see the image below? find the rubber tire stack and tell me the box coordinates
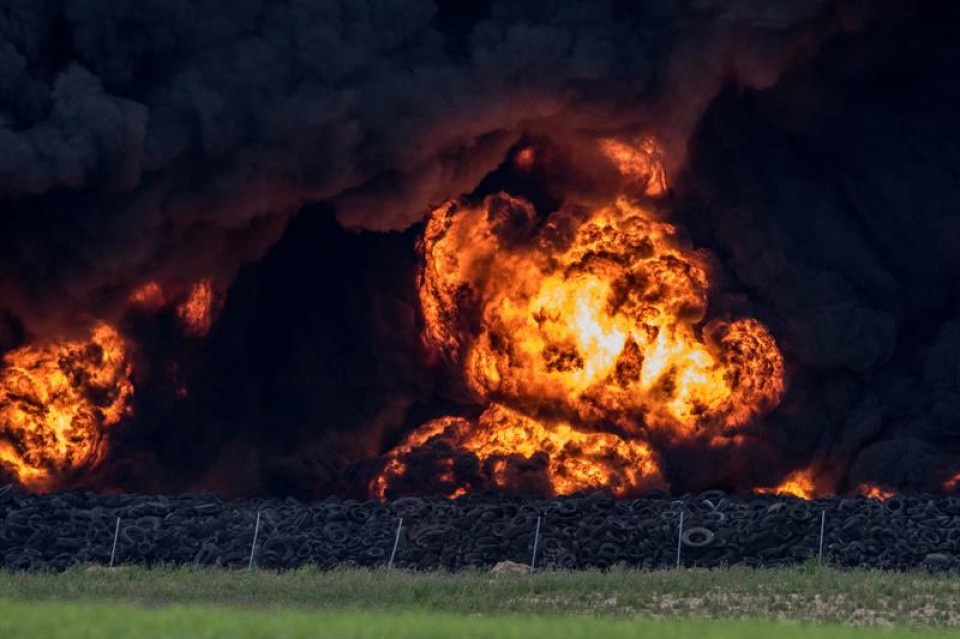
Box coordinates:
[1,485,958,572]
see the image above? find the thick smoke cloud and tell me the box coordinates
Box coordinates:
[674,0,960,493]
[0,0,856,337]
[2,0,957,498]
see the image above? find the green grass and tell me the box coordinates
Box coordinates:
[0,601,955,639]
[2,565,960,627]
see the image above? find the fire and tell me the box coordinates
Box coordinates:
[128,281,167,311]
[129,279,221,336]
[600,137,667,197]
[757,468,817,499]
[857,483,894,501]
[371,405,663,500]
[0,323,133,491]
[373,137,785,499]
[514,146,536,171]
[418,195,783,437]
[177,279,217,336]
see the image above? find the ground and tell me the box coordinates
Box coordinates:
[1,565,958,637]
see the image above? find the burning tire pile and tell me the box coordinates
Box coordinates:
[2,485,958,573]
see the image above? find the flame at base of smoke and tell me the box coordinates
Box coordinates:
[371,404,664,500]
[756,468,818,499]
[0,323,133,491]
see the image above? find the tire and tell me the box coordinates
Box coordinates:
[682,527,716,548]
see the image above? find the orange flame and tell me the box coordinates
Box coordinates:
[128,281,167,311]
[176,279,218,336]
[756,468,817,499]
[857,482,895,501]
[130,279,221,336]
[419,195,783,437]
[0,323,133,491]
[600,137,668,196]
[374,137,785,499]
[514,146,536,171]
[371,405,663,500]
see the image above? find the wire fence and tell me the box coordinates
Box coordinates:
[0,489,954,573]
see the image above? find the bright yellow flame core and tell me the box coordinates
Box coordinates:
[422,194,784,436]
[374,138,786,499]
[0,323,133,490]
[756,468,817,499]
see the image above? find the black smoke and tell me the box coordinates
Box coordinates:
[673,0,960,493]
[1,0,958,497]
[0,0,858,335]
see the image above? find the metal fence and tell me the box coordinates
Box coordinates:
[0,486,956,572]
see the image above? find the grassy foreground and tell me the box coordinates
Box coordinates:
[2,565,960,636]
[0,601,956,639]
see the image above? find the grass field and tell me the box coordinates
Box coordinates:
[2,602,958,639]
[2,565,959,637]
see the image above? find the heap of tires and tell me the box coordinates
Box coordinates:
[1,485,958,572]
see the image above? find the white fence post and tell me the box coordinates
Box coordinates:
[818,510,826,567]
[387,517,403,573]
[248,512,261,570]
[109,517,121,568]
[675,510,684,569]
[530,516,542,574]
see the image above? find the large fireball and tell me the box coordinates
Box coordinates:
[373,138,785,499]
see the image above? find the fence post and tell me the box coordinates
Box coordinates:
[109,517,121,568]
[675,510,684,569]
[387,517,403,573]
[818,510,826,567]
[530,516,542,574]
[248,512,261,571]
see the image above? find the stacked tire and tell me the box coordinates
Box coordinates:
[1,485,958,572]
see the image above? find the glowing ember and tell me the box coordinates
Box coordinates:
[177,279,218,336]
[857,483,895,501]
[514,146,536,171]
[374,137,785,499]
[0,323,133,491]
[128,281,167,311]
[130,279,221,336]
[756,468,817,499]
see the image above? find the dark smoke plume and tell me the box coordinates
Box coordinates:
[0,0,857,335]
